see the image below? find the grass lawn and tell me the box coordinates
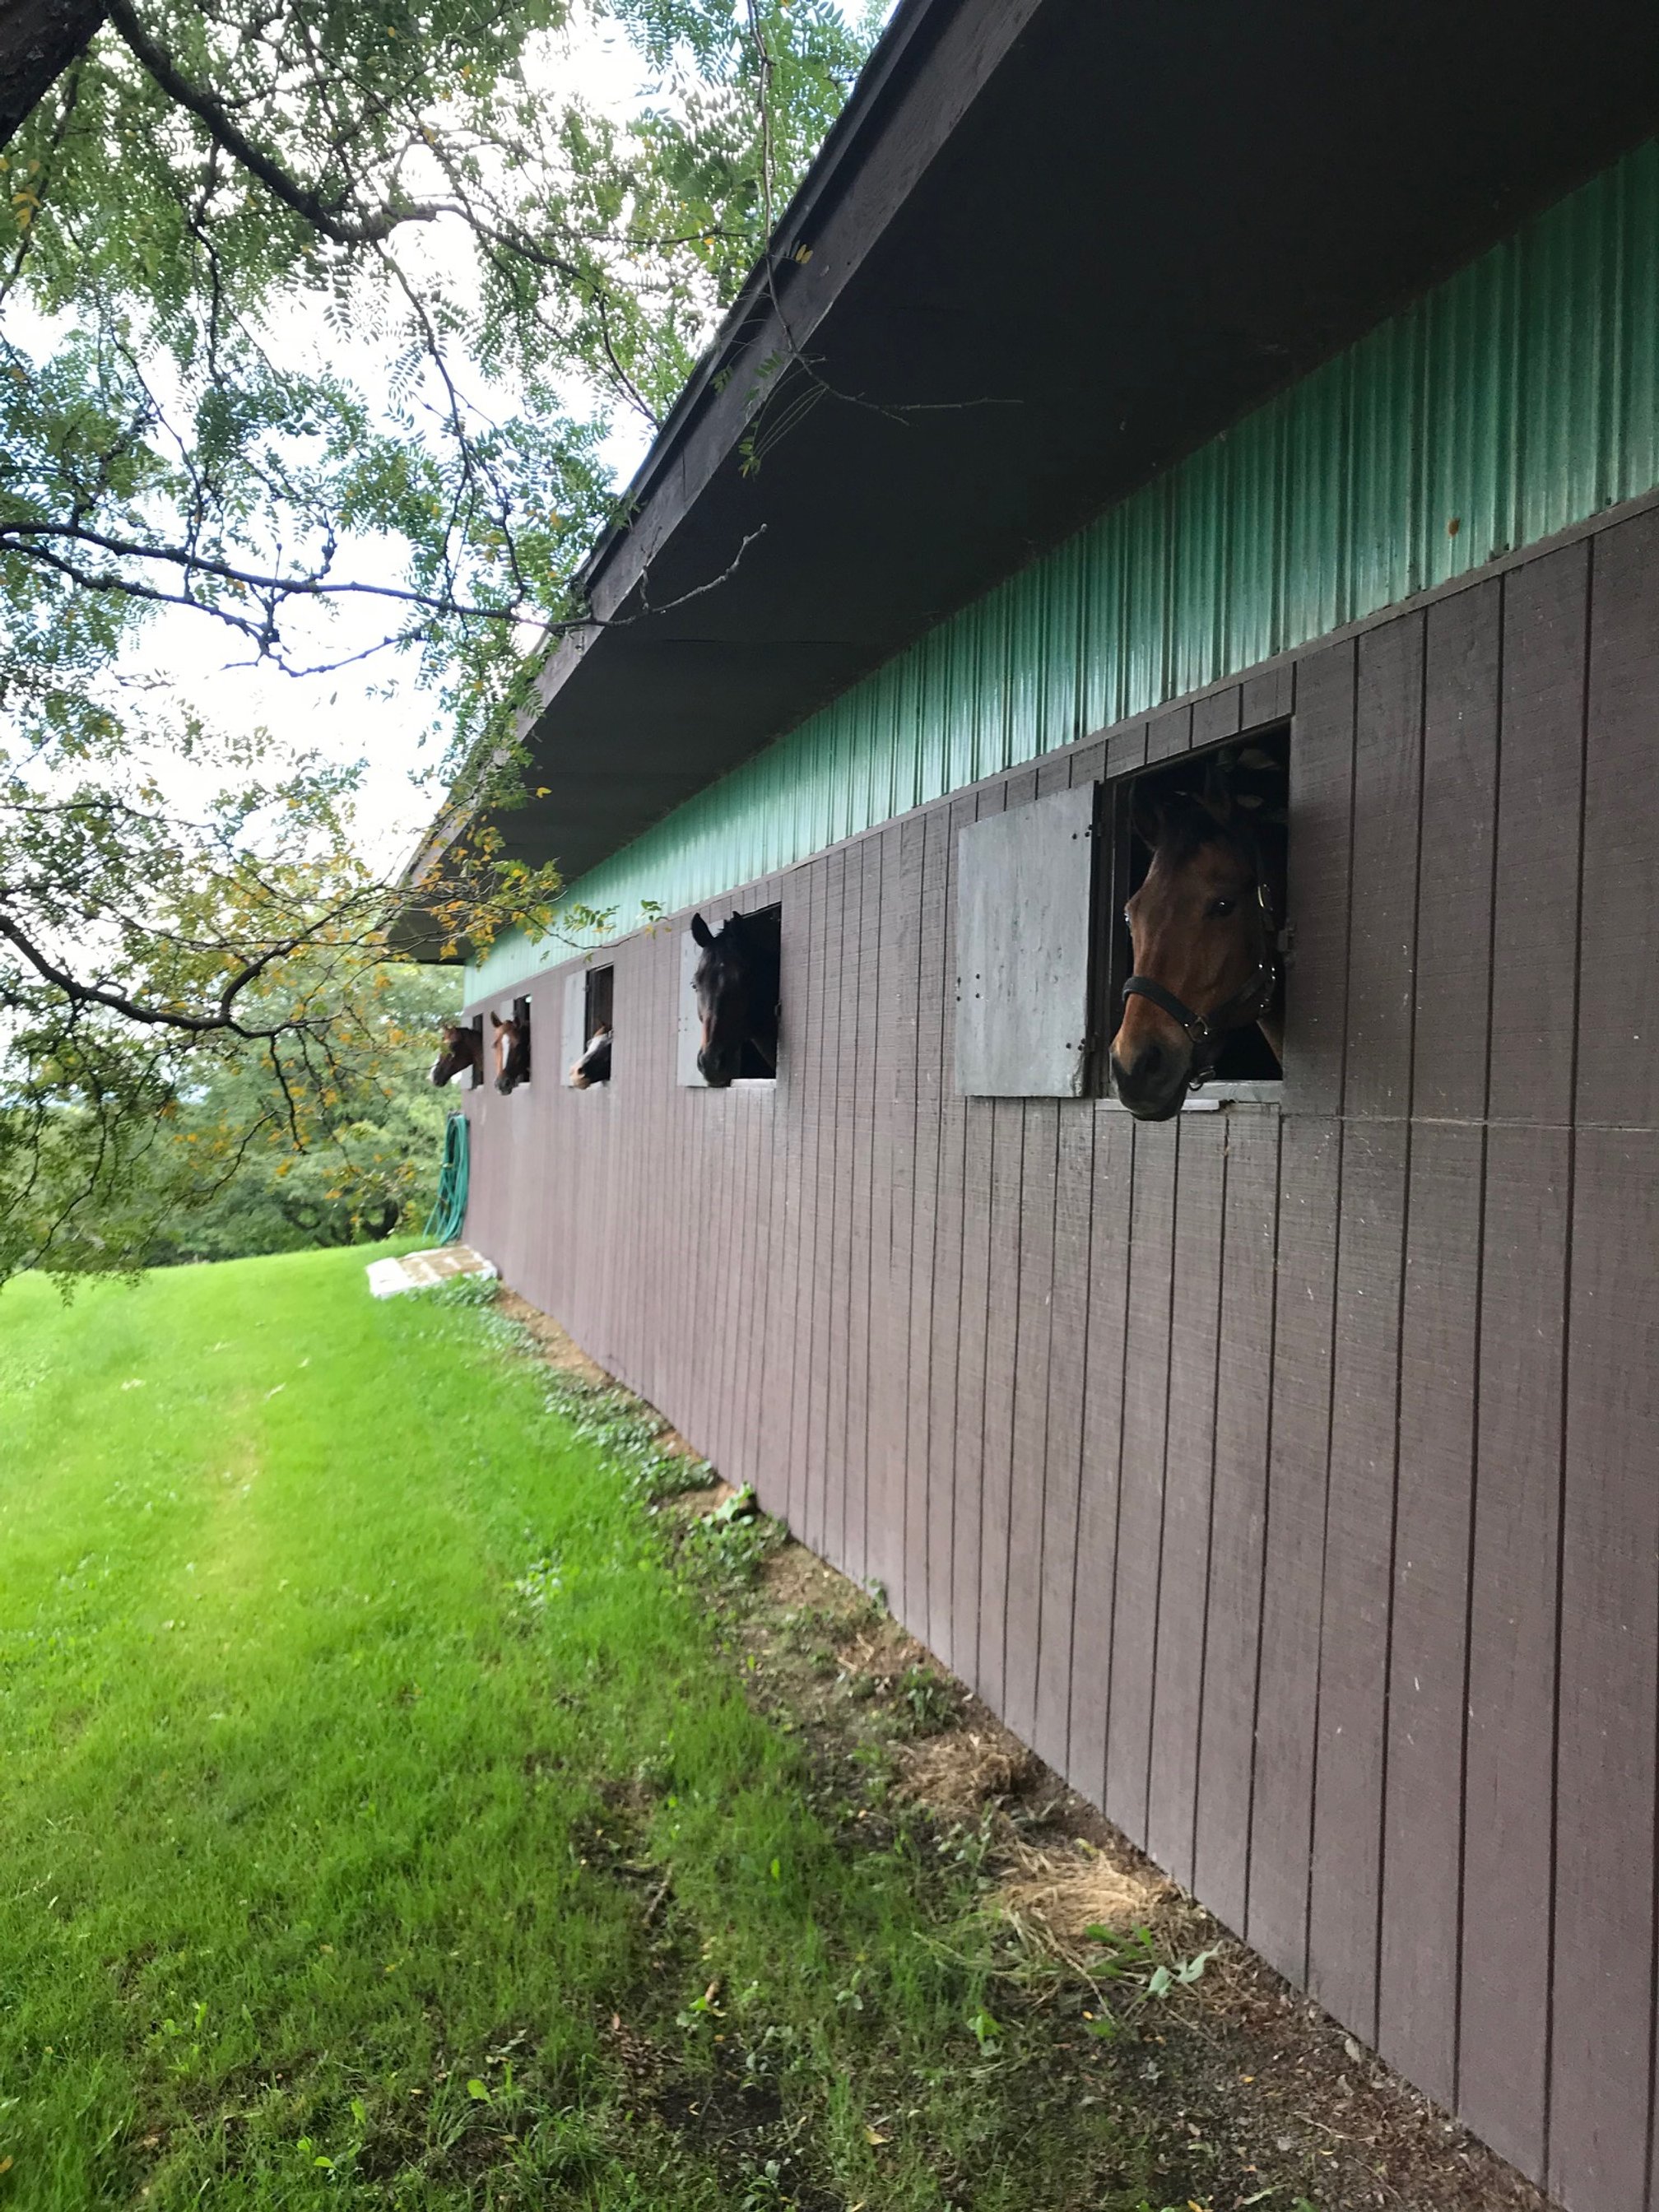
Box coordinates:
[0,1248,1192,2211]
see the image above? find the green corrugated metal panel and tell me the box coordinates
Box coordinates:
[469,137,1659,1000]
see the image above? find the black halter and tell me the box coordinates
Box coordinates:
[1121,873,1280,1084]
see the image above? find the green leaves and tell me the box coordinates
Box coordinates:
[0,0,877,729]
[0,0,882,1284]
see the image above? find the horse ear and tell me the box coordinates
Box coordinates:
[490,1011,503,1029]
[1130,787,1162,849]
[690,913,713,948]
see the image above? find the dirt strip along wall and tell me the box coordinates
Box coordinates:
[461,498,1659,2212]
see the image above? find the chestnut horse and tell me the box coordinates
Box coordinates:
[492,1008,531,1094]
[430,1021,482,1087]
[690,908,780,1087]
[1109,787,1285,1121]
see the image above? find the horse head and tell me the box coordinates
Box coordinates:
[690,909,779,1088]
[1109,784,1283,1121]
[430,1020,481,1087]
[569,1027,612,1089]
[492,1008,531,1094]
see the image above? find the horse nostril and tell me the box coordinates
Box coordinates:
[1138,1042,1164,1078]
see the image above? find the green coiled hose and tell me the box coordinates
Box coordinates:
[423,1109,470,1244]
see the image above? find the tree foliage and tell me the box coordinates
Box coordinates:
[137,961,462,1266]
[0,0,881,1285]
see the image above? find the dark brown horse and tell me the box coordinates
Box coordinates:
[690,908,780,1087]
[1109,786,1285,1121]
[492,1006,531,1094]
[430,1021,482,1087]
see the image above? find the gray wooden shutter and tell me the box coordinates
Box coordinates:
[676,929,706,1086]
[562,972,588,1085]
[955,780,1099,1096]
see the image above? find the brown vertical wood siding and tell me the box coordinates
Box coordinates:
[459,502,1659,2212]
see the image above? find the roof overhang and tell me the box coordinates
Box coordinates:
[398,0,1659,942]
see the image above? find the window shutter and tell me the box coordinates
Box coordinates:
[955,781,1099,1096]
[677,929,706,1086]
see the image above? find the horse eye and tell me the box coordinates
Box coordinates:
[1209,896,1237,918]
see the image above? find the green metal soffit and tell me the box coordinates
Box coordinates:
[470,136,1659,1000]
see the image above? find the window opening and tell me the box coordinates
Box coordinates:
[681,903,781,1086]
[571,965,613,1087]
[493,992,532,1093]
[1108,727,1288,1103]
[585,964,614,1042]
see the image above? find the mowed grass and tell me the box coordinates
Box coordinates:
[0,1249,1171,2211]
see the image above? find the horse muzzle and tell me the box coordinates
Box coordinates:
[1109,1036,1192,1121]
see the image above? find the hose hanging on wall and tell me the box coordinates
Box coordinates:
[423,1110,470,1244]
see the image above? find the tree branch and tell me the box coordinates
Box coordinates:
[0,0,103,151]
[0,904,354,1038]
[105,0,442,246]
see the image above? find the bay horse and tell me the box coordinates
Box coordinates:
[690,908,780,1087]
[492,1006,531,1094]
[1109,777,1285,1122]
[569,1026,611,1088]
[430,1021,482,1087]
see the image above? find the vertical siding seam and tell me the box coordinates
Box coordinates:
[1303,642,1360,1983]
[861,846,886,1579]
[901,828,927,1624]
[1139,1127,1183,1838]
[993,1103,1028,1702]
[1540,529,1594,2196]
[1098,1119,1138,1777]
[970,1102,996,1692]
[1058,1112,1098,1779]
[1451,1117,1492,2108]
[1025,1104,1062,1746]
[924,824,955,1653]
[1451,574,1506,2112]
[1241,1111,1285,1937]
[1187,1127,1231,1884]
[839,855,864,1578]
[1303,1116,1347,1991]
[918,824,943,1632]
[1373,618,1429,2049]
[827,854,851,1568]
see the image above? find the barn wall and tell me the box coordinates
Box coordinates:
[471,132,1659,998]
[462,499,1659,2212]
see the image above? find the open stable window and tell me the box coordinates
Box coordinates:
[955,781,1101,1097]
[678,903,782,1086]
[585,964,614,1042]
[492,993,532,1091]
[563,963,613,1086]
[951,726,1289,1104]
[1108,729,1288,1092]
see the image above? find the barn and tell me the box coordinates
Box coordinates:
[403,7,1659,2208]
